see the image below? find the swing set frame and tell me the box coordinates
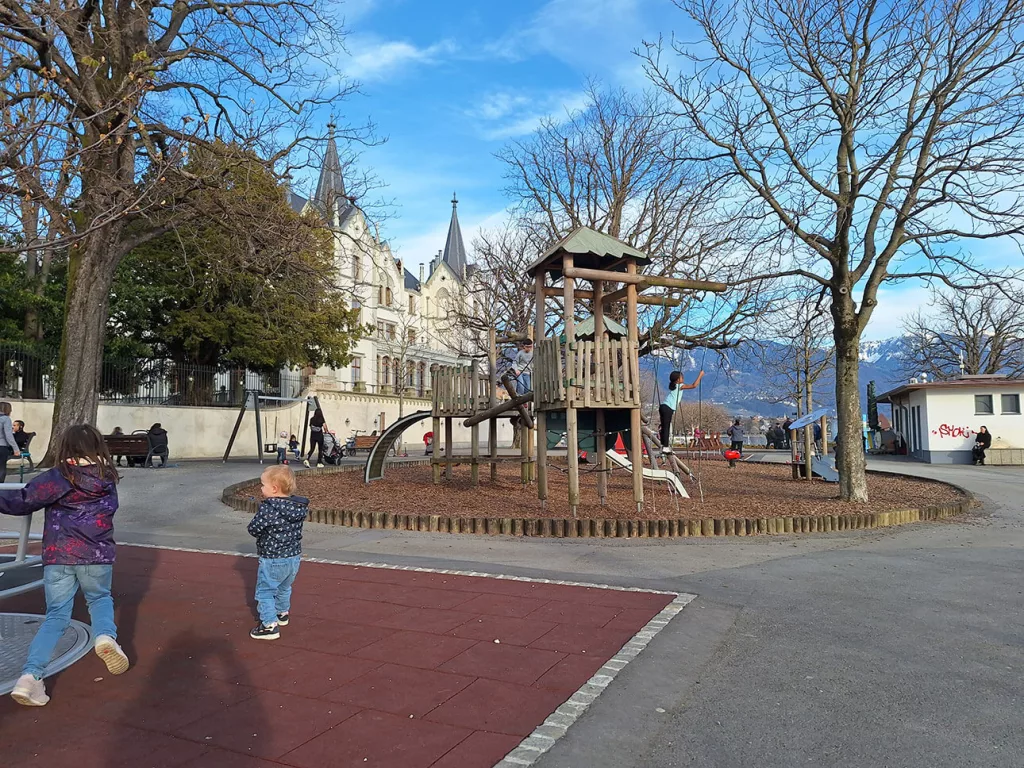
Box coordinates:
[222,391,321,464]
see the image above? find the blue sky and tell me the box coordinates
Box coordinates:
[290,0,989,342]
[294,0,681,267]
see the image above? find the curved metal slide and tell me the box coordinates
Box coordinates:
[364,410,433,483]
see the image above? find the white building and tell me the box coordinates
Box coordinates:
[289,125,482,400]
[879,375,1024,464]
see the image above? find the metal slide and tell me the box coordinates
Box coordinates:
[604,449,689,498]
[364,410,433,483]
[811,456,840,483]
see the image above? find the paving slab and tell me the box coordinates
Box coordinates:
[0,545,680,768]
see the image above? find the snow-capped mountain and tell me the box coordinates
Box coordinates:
[640,336,906,417]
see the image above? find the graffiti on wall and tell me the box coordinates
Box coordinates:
[931,424,974,439]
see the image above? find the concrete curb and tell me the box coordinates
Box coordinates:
[222,463,974,538]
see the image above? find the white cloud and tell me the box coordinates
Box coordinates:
[862,284,934,341]
[344,36,457,82]
[486,0,649,73]
[469,88,591,141]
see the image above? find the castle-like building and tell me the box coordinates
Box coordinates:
[288,126,482,398]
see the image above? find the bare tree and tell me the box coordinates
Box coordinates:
[0,0,368,461]
[497,84,766,355]
[902,286,1024,380]
[644,0,1024,501]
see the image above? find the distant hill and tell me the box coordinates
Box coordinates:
[639,337,906,418]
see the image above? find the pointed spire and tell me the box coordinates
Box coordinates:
[442,193,468,281]
[314,122,346,212]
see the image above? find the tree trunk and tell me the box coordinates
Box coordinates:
[41,229,123,465]
[833,325,868,502]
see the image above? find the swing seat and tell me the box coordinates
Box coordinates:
[263,443,279,453]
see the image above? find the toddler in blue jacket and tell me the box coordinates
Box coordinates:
[247,465,309,640]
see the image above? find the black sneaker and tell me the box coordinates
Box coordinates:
[276,612,290,626]
[250,622,280,641]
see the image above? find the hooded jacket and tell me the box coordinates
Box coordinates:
[247,495,309,558]
[0,466,118,565]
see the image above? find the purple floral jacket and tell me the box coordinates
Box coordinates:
[0,466,118,565]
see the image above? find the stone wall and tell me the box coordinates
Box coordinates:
[7,390,514,460]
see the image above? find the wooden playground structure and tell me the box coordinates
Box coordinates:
[428,227,727,516]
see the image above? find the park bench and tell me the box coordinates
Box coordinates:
[104,432,168,467]
[353,435,378,453]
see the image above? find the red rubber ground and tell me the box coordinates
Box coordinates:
[0,546,672,768]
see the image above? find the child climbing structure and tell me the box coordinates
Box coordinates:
[529,227,725,516]
[424,227,727,517]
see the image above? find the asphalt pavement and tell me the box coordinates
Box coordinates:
[82,456,1024,768]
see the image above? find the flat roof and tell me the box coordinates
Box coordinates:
[878,378,1024,403]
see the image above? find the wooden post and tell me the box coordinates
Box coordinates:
[626,258,643,511]
[521,417,530,485]
[563,253,580,516]
[432,414,441,484]
[790,428,799,480]
[820,415,828,456]
[535,273,548,506]
[488,327,498,481]
[593,278,608,506]
[471,365,480,486]
[445,416,453,481]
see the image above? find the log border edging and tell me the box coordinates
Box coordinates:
[221,463,975,538]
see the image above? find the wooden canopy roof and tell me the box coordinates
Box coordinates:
[527,226,652,280]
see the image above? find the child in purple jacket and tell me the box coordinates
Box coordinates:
[0,424,129,707]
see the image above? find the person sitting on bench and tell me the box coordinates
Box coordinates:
[147,423,169,467]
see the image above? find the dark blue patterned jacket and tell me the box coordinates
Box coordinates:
[0,466,118,565]
[247,495,308,559]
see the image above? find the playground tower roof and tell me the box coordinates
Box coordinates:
[527,226,652,280]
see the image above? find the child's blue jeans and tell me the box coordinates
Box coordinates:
[24,564,117,678]
[255,556,301,626]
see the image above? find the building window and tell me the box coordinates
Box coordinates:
[975,394,994,415]
[408,328,416,345]
[377,321,385,339]
[351,357,362,383]
[1001,394,1020,414]
[387,323,396,341]
[353,254,362,282]
[409,295,416,314]
[386,287,393,306]
[382,356,391,385]
[351,299,361,323]
[407,361,415,388]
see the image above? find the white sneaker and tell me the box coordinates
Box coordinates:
[317,464,324,468]
[11,674,49,706]
[661,447,674,455]
[94,635,130,675]
[303,459,310,467]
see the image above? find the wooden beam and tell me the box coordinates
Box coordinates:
[563,266,727,293]
[463,391,534,428]
[542,285,681,307]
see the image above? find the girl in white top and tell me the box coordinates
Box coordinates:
[659,370,704,454]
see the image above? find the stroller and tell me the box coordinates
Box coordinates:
[322,431,345,465]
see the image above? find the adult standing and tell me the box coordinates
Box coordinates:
[782,417,793,450]
[726,418,745,456]
[0,402,16,482]
[304,408,327,468]
[972,426,992,466]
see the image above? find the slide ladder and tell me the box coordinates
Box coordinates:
[604,450,689,498]
[364,410,432,483]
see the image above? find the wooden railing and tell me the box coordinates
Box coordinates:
[432,365,491,416]
[534,337,640,410]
